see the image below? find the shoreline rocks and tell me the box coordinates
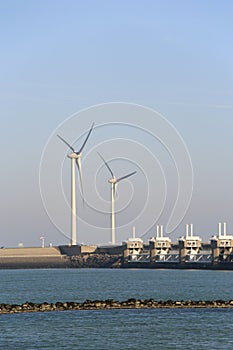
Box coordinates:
[1,299,233,314]
[0,253,122,269]
[69,254,122,268]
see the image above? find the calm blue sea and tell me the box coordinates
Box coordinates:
[1,268,233,349]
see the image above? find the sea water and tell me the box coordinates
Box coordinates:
[1,268,233,349]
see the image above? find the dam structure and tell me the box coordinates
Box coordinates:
[123,222,233,269]
[1,222,233,270]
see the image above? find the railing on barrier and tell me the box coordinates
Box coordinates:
[185,254,212,263]
[128,253,150,263]
[155,254,180,262]
[127,253,213,264]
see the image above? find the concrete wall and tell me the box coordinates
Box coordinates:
[58,245,82,256]
[95,245,125,255]
[58,245,97,256]
[80,245,97,254]
[0,256,68,269]
[0,247,61,257]
[0,247,67,269]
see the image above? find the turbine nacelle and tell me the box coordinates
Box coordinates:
[57,122,94,200]
[67,152,81,159]
[108,177,117,184]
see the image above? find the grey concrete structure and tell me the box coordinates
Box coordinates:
[211,223,233,264]
[178,224,202,263]
[123,237,144,262]
[149,225,171,262]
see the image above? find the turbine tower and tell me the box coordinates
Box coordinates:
[98,153,136,245]
[57,123,94,245]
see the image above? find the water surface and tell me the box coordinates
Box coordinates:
[1,268,233,349]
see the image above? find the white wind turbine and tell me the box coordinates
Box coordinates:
[98,152,136,245]
[57,123,94,246]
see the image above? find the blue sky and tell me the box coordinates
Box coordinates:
[0,0,233,247]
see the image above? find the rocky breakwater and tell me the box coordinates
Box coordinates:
[1,298,233,314]
[69,254,122,268]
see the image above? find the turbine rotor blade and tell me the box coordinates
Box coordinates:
[117,171,136,183]
[114,186,119,200]
[78,122,94,153]
[75,158,85,206]
[57,135,75,152]
[98,152,114,177]
[113,183,116,199]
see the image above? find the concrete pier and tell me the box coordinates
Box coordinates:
[123,237,144,262]
[178,224,202,263]
[211,222,233,264]
[149,225,171,262]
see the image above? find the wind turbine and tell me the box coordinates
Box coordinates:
[98,152,136,245]
[57,123,94,246]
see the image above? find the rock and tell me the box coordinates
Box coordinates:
[2,299,233,314]
[69,254,122,268]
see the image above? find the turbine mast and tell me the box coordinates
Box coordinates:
[71,157,77,245]
[111,183,116,245]
[98,152,136,246]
